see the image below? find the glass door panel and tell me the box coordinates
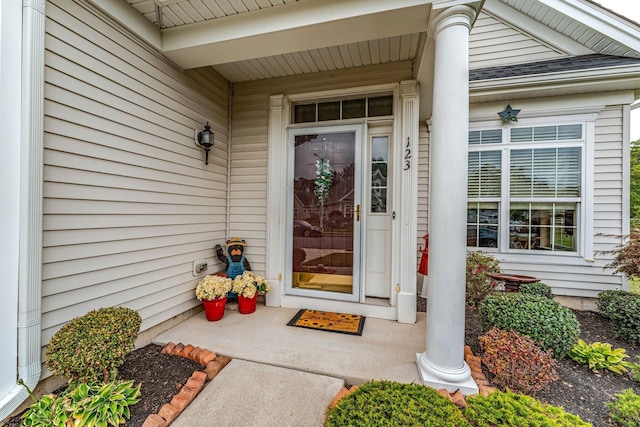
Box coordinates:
[288,127,361,301]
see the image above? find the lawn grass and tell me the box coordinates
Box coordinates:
[630,277,640,294]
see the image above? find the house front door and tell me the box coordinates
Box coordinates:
[286,125,363,302]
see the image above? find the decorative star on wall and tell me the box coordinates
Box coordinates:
[498,105,520,122]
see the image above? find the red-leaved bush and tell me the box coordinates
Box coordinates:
[479,327,559,395]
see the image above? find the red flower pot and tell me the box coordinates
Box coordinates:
[237,294,258,314]
[202,297,227,321]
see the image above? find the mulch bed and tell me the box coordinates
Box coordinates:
[4,345,203,427]
[464,305,640,427]
[5,301,640,427]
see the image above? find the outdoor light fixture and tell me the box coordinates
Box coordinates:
[197,122,214,165]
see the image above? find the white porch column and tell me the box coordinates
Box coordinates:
[416,4,478,395]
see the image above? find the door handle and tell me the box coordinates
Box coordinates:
[356,204,360,221]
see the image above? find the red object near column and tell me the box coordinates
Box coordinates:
[418,234,429,275]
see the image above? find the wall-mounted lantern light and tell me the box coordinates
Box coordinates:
[197,122,214,165]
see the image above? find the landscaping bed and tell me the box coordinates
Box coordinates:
[4,306,639,426]
[465,306,640,426]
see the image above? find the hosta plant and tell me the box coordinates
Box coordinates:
[21,380,140,427]
[479,327,558,395]
[569,339,631,374]
[65,381,141,427]
[629,356,640,382]
[20,391,69,427]
[608,388,640,427]
[46,307,141,384]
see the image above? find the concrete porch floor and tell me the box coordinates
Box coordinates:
[153,304,425,386]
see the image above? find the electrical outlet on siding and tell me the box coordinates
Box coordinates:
[193,259,208,276]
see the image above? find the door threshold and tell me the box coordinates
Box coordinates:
[364,296,391,307]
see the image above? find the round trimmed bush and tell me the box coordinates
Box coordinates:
[46,307,141,384]
[464,390,591,426]
[598,290,640,345]
[478,293,580,358]
[520,282,553,299]
[325,380,471,427]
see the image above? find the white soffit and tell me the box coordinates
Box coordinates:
[500,0,640,58]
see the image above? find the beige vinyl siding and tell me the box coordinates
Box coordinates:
[499,106,626,298]
[470,12,565,70]
[42,0,229,347]
[416,123,429,269]
[230,61,414,272]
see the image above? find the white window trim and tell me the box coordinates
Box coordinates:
[468,114,596,260]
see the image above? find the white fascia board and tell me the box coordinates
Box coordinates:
[471,64,640,93]
[162,0,431,68]
[483,0,592,56]
[537,0,640,55]
[88,0,161,50]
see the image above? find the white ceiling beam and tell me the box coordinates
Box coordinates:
[161,0,432,68]
[88,0,162,50]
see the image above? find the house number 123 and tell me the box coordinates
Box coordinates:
[404,137,411,170]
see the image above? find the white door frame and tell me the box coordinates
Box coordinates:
[265,82,418,323]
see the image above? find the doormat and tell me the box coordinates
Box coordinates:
[286,309,365,336]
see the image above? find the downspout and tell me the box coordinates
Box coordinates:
[225,82,233,237]
[0,0,44,419]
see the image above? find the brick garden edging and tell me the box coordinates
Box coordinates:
[328,345,496,411]
[141,342,231,427]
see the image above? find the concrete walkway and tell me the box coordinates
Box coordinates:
[153,305,426,426]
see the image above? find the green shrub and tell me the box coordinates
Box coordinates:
[466,251,501,306]
[569,339,631,374]
[608,388,640,427]
[479,327,558,395]
[597,290,640,345]
[520,282,553,299]
[478,293,580,358]
[46,307,141,384]
[464,390,591,426]
[21,380,140,427]
[325,380,471,427]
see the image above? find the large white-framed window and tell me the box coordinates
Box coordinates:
[468,120,588,255]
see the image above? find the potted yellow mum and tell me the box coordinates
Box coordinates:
[196,274,233,321]
[231,271,270,314]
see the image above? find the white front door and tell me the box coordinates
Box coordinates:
[286,125,363,302]
[364,127,393,298]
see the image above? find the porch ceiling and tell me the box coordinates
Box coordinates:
[120,0,432,81]
[112,0,640,83]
